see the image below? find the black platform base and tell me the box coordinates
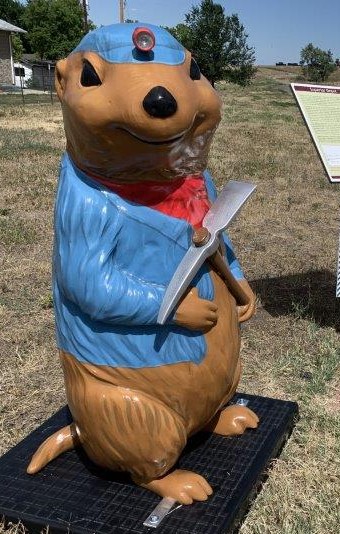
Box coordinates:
[0,394,298,533]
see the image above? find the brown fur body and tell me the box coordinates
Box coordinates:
[60,270,240,481]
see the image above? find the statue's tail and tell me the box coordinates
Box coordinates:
[27,423,80,474]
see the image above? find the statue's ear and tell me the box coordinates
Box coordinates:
[55,59,67,100]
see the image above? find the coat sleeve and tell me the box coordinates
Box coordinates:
[203,170,245,280]
[54,192,166,326]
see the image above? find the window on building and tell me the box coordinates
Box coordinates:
[14,67,25,77]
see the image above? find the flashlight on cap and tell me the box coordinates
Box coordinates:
[132,27,156,52]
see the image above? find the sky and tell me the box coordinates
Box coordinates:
[86,0,340,65]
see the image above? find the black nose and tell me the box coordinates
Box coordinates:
[143,86,177,118]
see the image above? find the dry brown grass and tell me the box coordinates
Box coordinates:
[258,65,340,83]
[0,98,65,463]
[1,70,339,533]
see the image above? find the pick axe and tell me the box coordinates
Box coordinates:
[157,180,256,325]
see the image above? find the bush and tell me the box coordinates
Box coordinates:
[300,43,336,83]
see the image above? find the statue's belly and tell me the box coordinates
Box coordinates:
[61,269,241,436]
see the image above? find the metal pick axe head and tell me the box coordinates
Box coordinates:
[157,180,256,325]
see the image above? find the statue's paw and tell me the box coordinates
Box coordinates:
[205,405,259,436]
[138,469,213,505]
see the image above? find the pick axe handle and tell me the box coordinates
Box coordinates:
[209,251,249,306]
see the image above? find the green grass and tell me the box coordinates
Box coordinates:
[0,128,60,158]
[0,216,36,246]
[0,93,56,107]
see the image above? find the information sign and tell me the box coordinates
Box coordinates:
[291,83,340,183]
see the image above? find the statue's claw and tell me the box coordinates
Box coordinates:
[135,469,213,505]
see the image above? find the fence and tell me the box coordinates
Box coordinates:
[0,61,56,106]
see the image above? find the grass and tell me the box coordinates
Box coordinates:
[0,69,339,533]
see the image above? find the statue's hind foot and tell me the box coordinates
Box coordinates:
[204,405,259,436]
[135,469,213,505]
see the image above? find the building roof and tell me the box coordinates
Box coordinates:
[0,19,27,33]
[18,55,57,67]
[13,59,33,68]
[22,53,39,62]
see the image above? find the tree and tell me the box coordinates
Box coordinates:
[168,0,256,87]
[300,43,336,83]
[22,0,85,60]
[11,33,24,61]
[0,0,28,55]
[0,0,25,26]
[166,23,192,46]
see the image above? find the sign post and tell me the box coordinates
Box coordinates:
[119,0,125,23]
[291,83,340,295]
[291,83,340,183]
[48,62,53,105]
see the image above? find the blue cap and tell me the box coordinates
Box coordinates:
[72,23,186,65]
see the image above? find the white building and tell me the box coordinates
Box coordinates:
[13,60,33,88]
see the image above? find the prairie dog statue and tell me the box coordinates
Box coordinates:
[27,24,258,505]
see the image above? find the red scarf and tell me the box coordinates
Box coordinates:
[92,174,210,228]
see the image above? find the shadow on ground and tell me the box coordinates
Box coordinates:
[251,270,340,331]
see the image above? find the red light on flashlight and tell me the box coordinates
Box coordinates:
[132,27,156,52]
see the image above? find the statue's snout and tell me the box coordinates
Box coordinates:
[143,86,177,118]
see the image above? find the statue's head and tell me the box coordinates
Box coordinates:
[56,23,221,182]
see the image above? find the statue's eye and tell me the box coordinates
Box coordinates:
[190,58,201,80]
[80,59,102,87]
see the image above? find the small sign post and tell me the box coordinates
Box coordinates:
[291,83,340,296]
[48,62,53,105]
[19,69,25,107]
[291,83,340,183]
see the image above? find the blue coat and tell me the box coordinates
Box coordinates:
[53,153,244,368]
